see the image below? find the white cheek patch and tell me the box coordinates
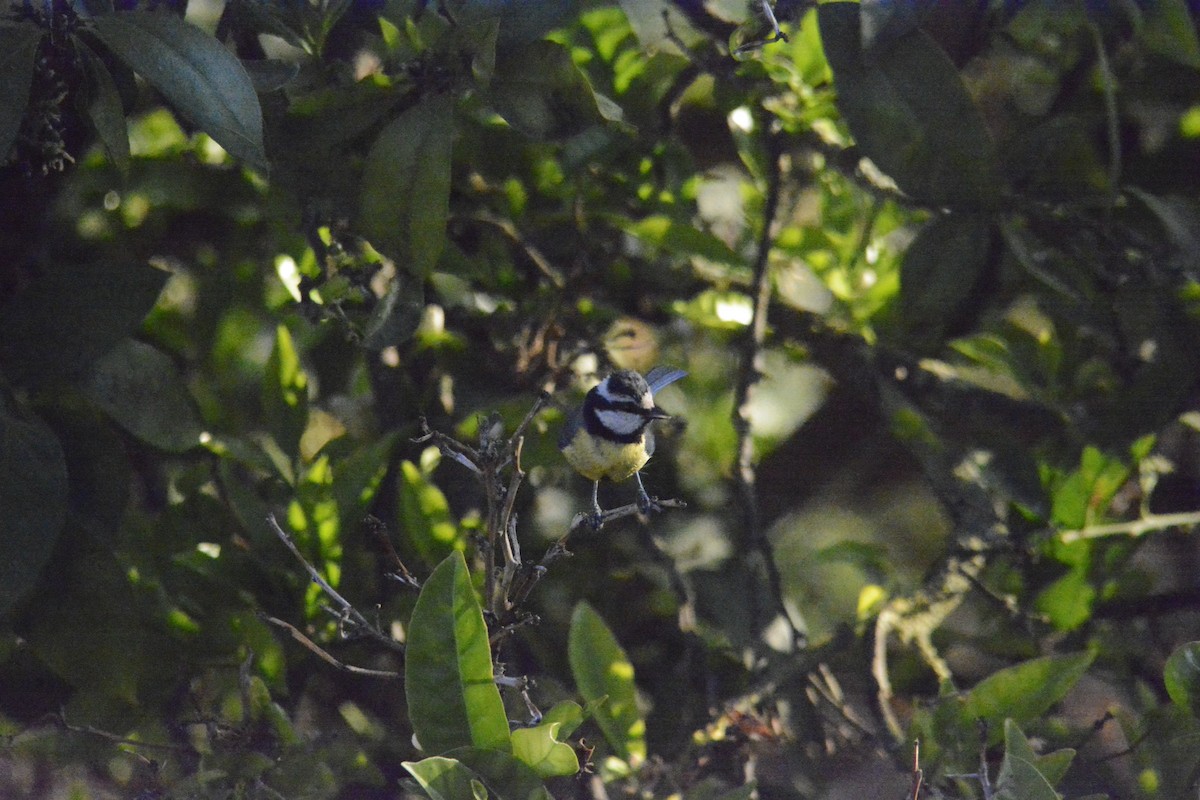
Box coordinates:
[595,409,645,436]
[639,391,654,410]
[595,378,617,404]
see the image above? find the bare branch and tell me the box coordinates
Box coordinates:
[261,614,401,679]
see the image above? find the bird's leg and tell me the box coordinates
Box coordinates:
[634,472,660,515]
[589,480,604,529]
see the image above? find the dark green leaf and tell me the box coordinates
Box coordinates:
[83,339,203,452]
[363,273,425,351]
[489,40,612,139]
[995,719,1071,800]
[405,551,511,755]
[452,747,552,799]
[90,11,267,171]
[76,38,131,174]
[0,406,68,614]
[262,325,309,459]
[1165,641,1200,719]
[568,602,646,764]
[818,2,1000,208]
[0,260,168,388]
[898,214,993,347]
[38,402,131,544]
[959,652,1094,741]
[0,22,44,163]
[241,58,301,93]
[331,433,398,534]
[359,94,455,277]
[1139,0,1200,68]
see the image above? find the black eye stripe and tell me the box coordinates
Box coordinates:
[590,394,651,415]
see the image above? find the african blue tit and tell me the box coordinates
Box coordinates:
[559,366,686,518]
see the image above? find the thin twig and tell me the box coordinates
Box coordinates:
[730,127,803,650]
[1059,509,1200,542]
[57,713,188,753]
[267,513,403,652]
[1086,19,1121,214]
[261,614,401,679]
[568,498,688,535]
[468,211,566,288]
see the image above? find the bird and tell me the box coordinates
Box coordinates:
[559,366,687,522]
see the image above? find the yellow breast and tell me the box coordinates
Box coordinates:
[561,425,650,482]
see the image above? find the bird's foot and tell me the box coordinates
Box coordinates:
[636,490,662,516]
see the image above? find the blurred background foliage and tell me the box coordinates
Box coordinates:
[2,0,1200,797]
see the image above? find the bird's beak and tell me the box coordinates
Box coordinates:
[648,406,671,420]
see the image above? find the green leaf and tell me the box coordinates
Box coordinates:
[568,602,646,765]
[0,406,68,614]
[331,432,399,533]
[1034,562,1095,632]
[541,700,585,739]
[512,722,579,778]
[83,339,203,453]
[0,260,168,388]
[0,22,44,163]
[818,3,1000,208]
[617,215,745,268]
[489,40,613,139]
[398,455,463,563]
[363,272,425,351]
[76,38,131,174]
[995,719,1070,800]
[90,11,267,172]
[897,214,993,348]
[959,652,1094,741]
[1139,0,1200,68]
[359,93,455,277]
[450,748,551,800]
[403,757,489,800]
[262,325,309,458]
[405,551,511,755]
[1165,641,1200,719]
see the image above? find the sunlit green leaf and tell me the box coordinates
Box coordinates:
[263,325,309,459]
[90,11,267,171]
[398,453,463,563]
[406,552,511,755]
[568,602,646,765]
[512,721,579,778]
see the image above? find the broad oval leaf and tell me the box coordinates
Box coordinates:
[489,40,611,139]
[818,2,1000,209]
[398,454,463,564]
[0,406,68,614]
[0,260,168,388]
[83,339,204,453]
[897,213,993,348]
[406,551,511,755]
[359,94,455,277]
[959,652,1094,741]
[568,602,646,765]
[90,11,266,172]
[0,21,44,163]
[452,747,551,799]
[996,719,1074,800]
[1165,641,1200,719]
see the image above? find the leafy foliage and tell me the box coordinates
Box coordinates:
[1,0,1200,798]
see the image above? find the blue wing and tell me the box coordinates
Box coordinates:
[645,366,687,394]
